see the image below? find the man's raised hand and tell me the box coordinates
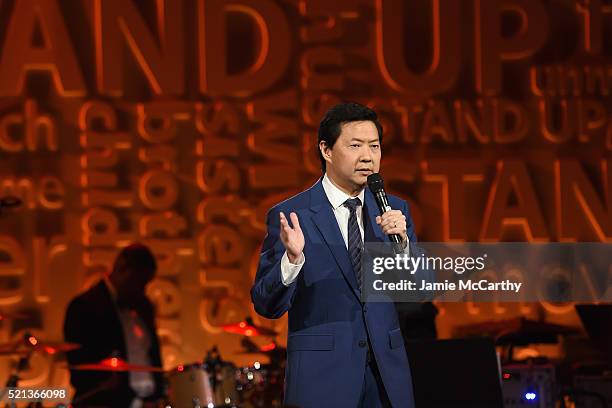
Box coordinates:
[279,212,305,263]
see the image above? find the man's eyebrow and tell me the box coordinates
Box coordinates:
[349,137,380,143]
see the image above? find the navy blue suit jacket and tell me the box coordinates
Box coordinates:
[251,179,416,408]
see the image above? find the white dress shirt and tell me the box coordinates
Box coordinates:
[281,174,366,285]
[103,278,155,407]
[280,175,410,286]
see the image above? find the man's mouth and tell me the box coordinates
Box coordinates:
[356,169,372,174]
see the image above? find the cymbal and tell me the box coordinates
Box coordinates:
[222,320,278,337]
[71,357,164,372]
[0,338,81,355]
[236,341,285,355]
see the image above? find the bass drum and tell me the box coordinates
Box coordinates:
[166,362,239,407]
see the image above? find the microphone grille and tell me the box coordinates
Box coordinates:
[367,173,385,193]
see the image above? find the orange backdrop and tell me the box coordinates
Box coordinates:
[0,0,610,390]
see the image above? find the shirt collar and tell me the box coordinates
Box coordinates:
[322,173,365,210]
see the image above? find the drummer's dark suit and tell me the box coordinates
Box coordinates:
[63,280,164,407]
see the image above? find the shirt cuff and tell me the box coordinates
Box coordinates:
[280,251,305,286]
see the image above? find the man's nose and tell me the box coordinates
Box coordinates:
[360,146,373,161]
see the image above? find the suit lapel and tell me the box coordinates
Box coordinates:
[309,181,361,299]
[98,281,128,357]
[364,189,386,243]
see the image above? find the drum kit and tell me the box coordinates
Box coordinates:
[70,317,285,408]
[0,199,284,407]
[162,317,285,408]
[0,327,77,408]
[0,314,284,408]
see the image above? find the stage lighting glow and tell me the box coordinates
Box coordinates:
[525,392,537,400]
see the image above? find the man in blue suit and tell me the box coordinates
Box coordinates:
[251,102,416,407]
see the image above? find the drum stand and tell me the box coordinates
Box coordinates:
[2,352,32,408]
[1,333,52,408]
[0,202,66,408]
[204,346,223,393]
[0,333,68,408]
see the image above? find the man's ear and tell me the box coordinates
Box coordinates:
[319,141,332,163]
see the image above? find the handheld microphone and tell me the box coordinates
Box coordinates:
[367,173,402,244]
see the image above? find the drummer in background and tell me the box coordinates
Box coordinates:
[63,243,164,408]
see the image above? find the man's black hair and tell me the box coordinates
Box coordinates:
[317,102,383,172]
[113,243,157,278]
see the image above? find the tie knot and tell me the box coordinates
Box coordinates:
[343,197,362,212]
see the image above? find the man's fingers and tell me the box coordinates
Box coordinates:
[280,212,293,238]
[380,210,402,222]
[280,211,302,234]
[290,212,301,231]
[380,212,405,228]
[378,213,406,234]
[381,217,397,228]
[279,212,288,228]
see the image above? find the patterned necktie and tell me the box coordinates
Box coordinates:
[343,197,363,292]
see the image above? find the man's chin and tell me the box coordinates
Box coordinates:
[354,174,369,185]
[349,179,367,191]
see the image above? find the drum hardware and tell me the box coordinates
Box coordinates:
[0,339,80,356]
[221,317,278,337]
[0,314,286,408]
[0,332,78,408]
[70,356,164,372]
[226,316,285,408]
[165,314,286,408]
[167,347,239,408]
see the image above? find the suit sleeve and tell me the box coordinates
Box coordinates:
[64,298,95,364]
[401,200,436,301]
[402,199,417,244]
[251,207,299,319]
[63,298,101,390]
